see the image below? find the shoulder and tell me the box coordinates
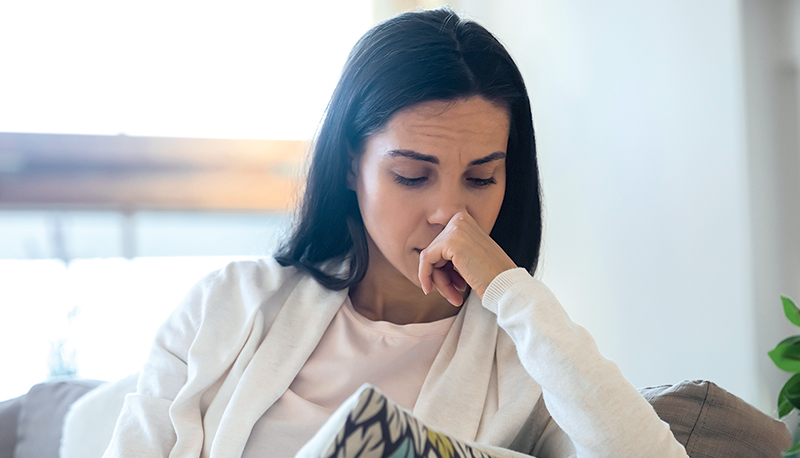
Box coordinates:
[203,257,303,296]
[167,257,307,332]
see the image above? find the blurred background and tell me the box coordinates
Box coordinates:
[0,0,798,419]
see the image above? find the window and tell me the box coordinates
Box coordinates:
[0,0,372,400]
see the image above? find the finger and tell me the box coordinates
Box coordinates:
[418,245,450,295]
[418,246,434,294]
[439,260,467,291]
[448,265,467,292]
[432,267,463,306]
[418,250,434,295]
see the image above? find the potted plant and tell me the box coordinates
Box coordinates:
[769,296,800,455]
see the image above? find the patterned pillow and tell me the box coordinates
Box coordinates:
[296,384,528,458]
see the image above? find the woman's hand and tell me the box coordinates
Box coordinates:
[418,211,518,306]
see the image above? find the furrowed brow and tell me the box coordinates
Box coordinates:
[387,150,439,164]
[468,152,507,167]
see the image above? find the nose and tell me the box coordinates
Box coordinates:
[427,184,468,229]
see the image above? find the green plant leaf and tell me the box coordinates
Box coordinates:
[769,336,800,372]
[779,394,793,418]
[783,296,800,328]
[778,374,800,418]
[782,440,800,456]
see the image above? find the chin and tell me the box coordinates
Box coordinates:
[398,264,423,289]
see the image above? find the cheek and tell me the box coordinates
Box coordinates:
[470,187,506,234]
[357,177,415,247]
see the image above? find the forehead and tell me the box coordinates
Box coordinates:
[366,97,510,163]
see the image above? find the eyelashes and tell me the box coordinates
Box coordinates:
[393,175,497,188]
[468,177,497,187]
[394,175,427,187]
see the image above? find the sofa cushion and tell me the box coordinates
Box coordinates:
[0,395,24,458]
[639,380,791,458]
[13,379,102,458]
[61,373,139,458]
[4,376,791,458]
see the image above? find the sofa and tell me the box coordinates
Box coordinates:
[0,376,792,458]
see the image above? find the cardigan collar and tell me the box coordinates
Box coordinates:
[210,275,349,458]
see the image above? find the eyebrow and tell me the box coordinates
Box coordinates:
[387,150,506,167]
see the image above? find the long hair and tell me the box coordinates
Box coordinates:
[275,8,542,290]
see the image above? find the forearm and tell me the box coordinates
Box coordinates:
[483,268,687,458]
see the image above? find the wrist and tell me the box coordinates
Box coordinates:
[481,267,532,314]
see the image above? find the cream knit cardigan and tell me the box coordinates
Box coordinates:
[102,258,688,458]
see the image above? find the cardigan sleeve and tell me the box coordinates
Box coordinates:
[482,268,688,458]
[101,270,211,458]
[102,259,291,458]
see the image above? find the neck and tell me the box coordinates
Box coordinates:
[349,262,461,325]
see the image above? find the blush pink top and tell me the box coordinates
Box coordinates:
[242,297,456,457]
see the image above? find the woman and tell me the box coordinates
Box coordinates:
[104,8,688,458]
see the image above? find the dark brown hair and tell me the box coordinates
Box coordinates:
[275,8,542,289]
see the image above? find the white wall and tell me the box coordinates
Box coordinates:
[741,0,800,413]
[459,0,771,409]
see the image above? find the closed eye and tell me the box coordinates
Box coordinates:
[467,177,497,187]
[394,175,427,187]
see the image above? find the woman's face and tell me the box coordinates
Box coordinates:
[352,97,510,288]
